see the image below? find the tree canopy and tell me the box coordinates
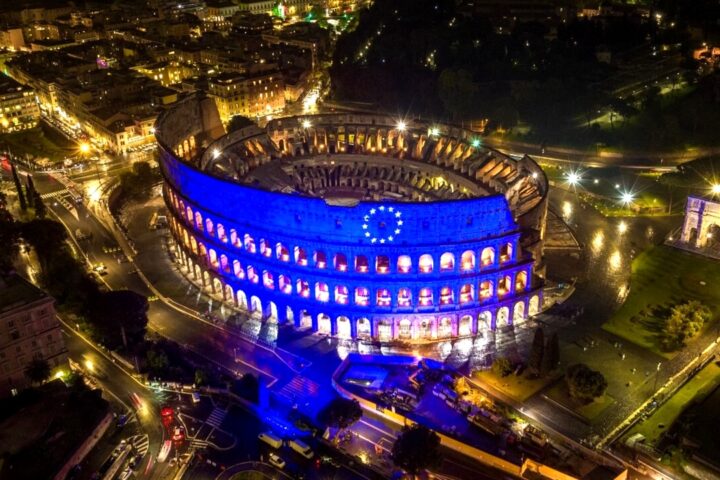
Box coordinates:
[24,358,51,385]
[565,363,607,403]
[87,290,149,350]
[661,300,711,351]
[318,397,363,430]
[391,424,442,475]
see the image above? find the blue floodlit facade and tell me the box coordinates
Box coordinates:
[156,95,548,343]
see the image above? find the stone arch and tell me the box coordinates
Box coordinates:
[236,290,248,309]
[212,276,223,294]
[377,319,392,342]
[285,306,294,323]
[440,252,455,271]
[195,211,203,231]
[266,301,278,320]
[513,301,525,324]
[224,283,234,303]
[356,318,371,339]
[458,315,473,336]
[478,311,492,331]
[460,250,475,271]
[299,310,312,329]
[317,313,332,335]
[397,318,412,340]
[515,271,528,293]
[528,295,540,316]
[438,316,453,338]
[202,270,210,287]
[497,306,509,327]
[337,316,351,339]
[418,318,433,339]
[250,295,262,313]
[418,254,433,273]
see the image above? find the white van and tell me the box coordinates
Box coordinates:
[258,432,283,449]
[288,438,314,459]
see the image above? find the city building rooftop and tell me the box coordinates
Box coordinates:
[0,274,50,315]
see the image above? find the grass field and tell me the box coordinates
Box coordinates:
[0,124,72,162]
[602,246,720,357]
[545,380,615,422]
[473,370,556,403]
[625,361,720,446]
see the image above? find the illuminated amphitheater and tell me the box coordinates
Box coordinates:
[156,95,549,344]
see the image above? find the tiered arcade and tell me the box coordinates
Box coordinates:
[156,95,548,343]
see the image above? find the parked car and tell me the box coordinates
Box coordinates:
[258,432,283,449]
[268,452,286,469]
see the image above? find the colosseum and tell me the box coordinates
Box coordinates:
[156,95,548,344]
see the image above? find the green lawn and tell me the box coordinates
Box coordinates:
[473,370,555,403]
[625,361,720,446]
[545,381,615,422]
[603,246,720,357]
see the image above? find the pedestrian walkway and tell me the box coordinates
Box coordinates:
[128,433,150,457]
[206,407,227,429]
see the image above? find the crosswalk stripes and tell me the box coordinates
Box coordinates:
[128,434,150,457]
[206,407,227,428]
[190,438,209,448]
[40,189,69,200]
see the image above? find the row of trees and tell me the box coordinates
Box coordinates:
[10,164,46,218]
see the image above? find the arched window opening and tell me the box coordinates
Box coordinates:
[244,234,256,253]
[276,243,290,262]
[515,271,528,292]
[217,224,227,243]
[334,285,349,304]
[230,229,240,248]
[440,286,453,305]
[186,206,193,224]
[315,282,329,302]
[460,284,474,304]
[219,254,230,273]
[513,301,525,323]
[208,249,218,269]
[481,247,495,267]
[398,319,412,340]
[461,250,475,271]
[397,288,412,307]
[355,255,369,273]
[419,288,433,306]
[480,280,493,300]
[376,256,390,274]
[419,254,433,273]
[198,242,207,257]
[279,274,292,294]
[263,270,275,290]
[297,279,310,298]
[500,242,513,263]
[233,259,244,279]
[528,295,540,316]
[294,246,308,266]
[397,255,412,274]
[334,253,348,272]
[195,211,203,231]
[440,252,455,271]
[438,317,452,338]
[247,265,259,283]
[355,287,369,306]
[260,239,271,258]
[314,251,327,269]
[459,315,473,336]
[356,318,371,339]
[376,288,391,307]
[498,275,511,296]
[205,218,214,236]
